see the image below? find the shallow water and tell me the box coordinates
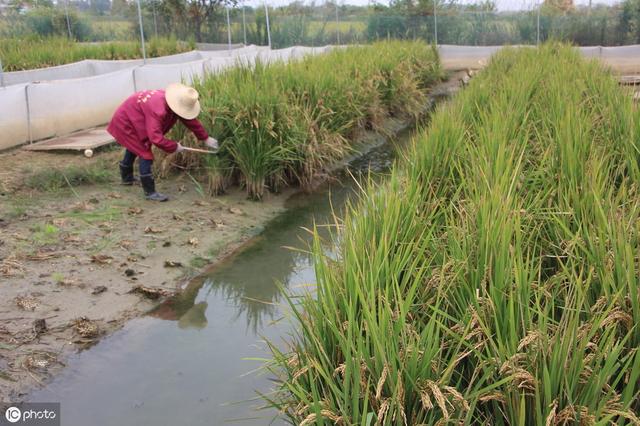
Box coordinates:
[28,137,407,426]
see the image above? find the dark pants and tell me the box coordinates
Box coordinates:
[121,150,153,178]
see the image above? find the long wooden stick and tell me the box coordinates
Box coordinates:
[182,146,217,154]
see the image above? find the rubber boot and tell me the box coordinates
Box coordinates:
[140,175,169,202]
[119,163,139,186]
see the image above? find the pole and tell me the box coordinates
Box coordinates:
[433,0,438,45]
[25,84,32,144]
[226,6,232,51]
[536,0,540,45]
[135,0,147,63]
[242,0,247,45]
[0,58,4,88]
[153,1,158,38]
[64,0,72,39]
[264,1,272,48]
[335,1,340,45]
[183,146,217,154]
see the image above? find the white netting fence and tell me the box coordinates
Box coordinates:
[0,45,342,150]
[1,0,640,151]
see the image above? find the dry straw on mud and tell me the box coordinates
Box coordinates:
[265,44,640,424]
[157,41,443,200]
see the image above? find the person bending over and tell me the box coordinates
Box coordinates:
[107,83,218,201]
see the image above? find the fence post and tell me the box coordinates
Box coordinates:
[135,0,147,63]
[264,1,272,48]
[242,0,247,45]
[63,0,73,39]
[536,1,541,45]
[335,1,340,45]
[132,67,138,92]
[226,7,232,51]
[25,84,33,144]
[152,1,158,38]
[433,0,438,46]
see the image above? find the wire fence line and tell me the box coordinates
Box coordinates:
[0,0,637,78]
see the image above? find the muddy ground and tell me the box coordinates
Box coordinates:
[0,147,296,400]
[0,71,472,401]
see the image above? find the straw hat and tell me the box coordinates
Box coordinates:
[165,83,201,120]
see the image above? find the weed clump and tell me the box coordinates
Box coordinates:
[24,160,114,192]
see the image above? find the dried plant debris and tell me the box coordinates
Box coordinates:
[188,237,199,247]
[91,254,113,265]
[51,218,67,227]
[128,207,143,216]
[91,286,108,295]
[26,251,61,261]
[63,235,83,244]
[73,317,100,338]
[15,296,39,311]
[71,201,95,212]
[129,285,173,300]
[98,222,113,231]
[210,219,224,228]
[119,240,135,249]
[164,260,183,268]
[64,280,84,288]
[23,351,58,371]
[0,256,25,276]
[144,226,162,234]
[33,319,47,335]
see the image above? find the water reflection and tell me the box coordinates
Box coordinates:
[148,141,398,333]
[149,183,352,333]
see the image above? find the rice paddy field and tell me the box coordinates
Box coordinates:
[265,44,640,424]
[163,41,443,200]
[0,37,192,71]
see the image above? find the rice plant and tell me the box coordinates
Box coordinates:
[265,44,640,424]
[0,36,192,71]
[166,41,443,199]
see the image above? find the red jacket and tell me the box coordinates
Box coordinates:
[107,89,208,160]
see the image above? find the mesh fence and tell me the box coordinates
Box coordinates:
[0,0,638,75]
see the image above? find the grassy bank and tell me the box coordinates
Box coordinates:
[266,44,640,424]
[162,41,442,200]
[0,37,193,71]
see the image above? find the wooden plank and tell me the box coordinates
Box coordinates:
[23,128,115,152]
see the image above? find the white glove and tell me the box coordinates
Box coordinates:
[205,137,219,151]
[175,143,185,153]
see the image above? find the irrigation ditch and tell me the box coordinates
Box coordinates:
[19,72,467,424]
[0,46,467,409]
